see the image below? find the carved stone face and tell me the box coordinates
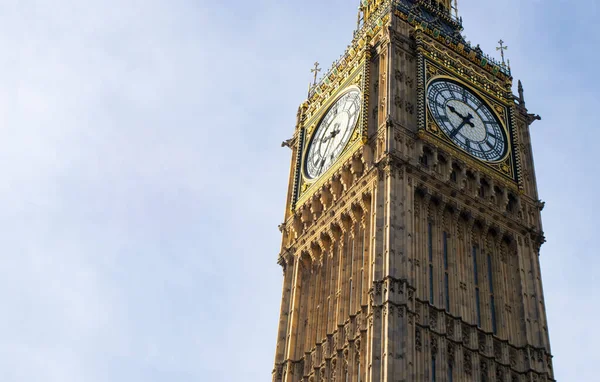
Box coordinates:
[305,88,362,180]
[427,78,507,162]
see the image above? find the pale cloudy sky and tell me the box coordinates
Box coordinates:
[0,0,596,381]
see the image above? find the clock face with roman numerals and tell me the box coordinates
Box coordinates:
[427,78,508,162]
[304,88,361,180]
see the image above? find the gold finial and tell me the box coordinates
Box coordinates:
[356,1,363,32]
[311,62,321,86]
[496,39,508,66]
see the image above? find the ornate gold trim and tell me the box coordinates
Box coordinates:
[301,84,363,183]
[425,74,512,164]
[419,56,518,187]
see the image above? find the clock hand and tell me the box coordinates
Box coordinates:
[321,126,341,143]
[447,105,468,120]
[449,121,468,138]
[464,113,475,127]
[318,137,335,175]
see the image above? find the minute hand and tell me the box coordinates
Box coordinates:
[448,105,467,119]
[318,138,335,175]
[449,121,468,138]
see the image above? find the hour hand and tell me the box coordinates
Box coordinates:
[321,128,340,143]
[465,113,475,127]
[447,105,467,119]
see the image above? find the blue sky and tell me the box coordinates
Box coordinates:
[0,0,596,381]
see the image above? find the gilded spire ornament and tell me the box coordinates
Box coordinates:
[496,39,508,66]
[311,62,321,86]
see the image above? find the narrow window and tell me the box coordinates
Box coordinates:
[429,265,434,304]
[473,246,481,327]
[443,232,450,312]
[360,226,365,306]
[488,254,497,334]
[428,222,433,262]
[349,228,354,315]
[428,221,434,305]
[431,356,436,382]
[349,279,353,316]
[475,288,481,328]
[443,232,448,269]
[472,246,479,285]
[444,274,450,312]
[448,363,453,382]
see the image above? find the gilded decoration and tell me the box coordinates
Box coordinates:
[293,62,370,211]
[419,52,519,188]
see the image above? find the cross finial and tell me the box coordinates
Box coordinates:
[311,62,321,86]
[496,39,508,66]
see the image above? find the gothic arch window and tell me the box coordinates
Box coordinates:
[421,147,433,167]
[437,153,449,175]
[450,162,461,183]
[507,193,517,213]
[466,171,476,193]
[479,178,490,199]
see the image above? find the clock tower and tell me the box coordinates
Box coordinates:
[273,1,555,381]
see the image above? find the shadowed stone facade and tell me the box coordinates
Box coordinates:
[273,1,554,381]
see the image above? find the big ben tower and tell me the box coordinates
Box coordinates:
[273,1,555,381]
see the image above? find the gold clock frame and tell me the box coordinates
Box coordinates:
[293,62,368,209]
[301,85,363,183]
[425,74,512,164]
[419,56,519,185]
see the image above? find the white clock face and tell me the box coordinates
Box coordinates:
[427,79,508,162]
[305,88,362,180]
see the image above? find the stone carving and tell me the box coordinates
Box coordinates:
[446,318,455,338]
[395,95,404,108]
[480,360,488,380]
[331,357,337,382]
[415,328,422,352]
[510,348,517,368]
[494,339,502,360]
[447,342,455,366]
[462,324,470,345]
[464,351,472,375]
[496,366,504,381]
[430,336,438,357]
[395,69,404,82]
[479,332,487,353]
[429,307,437,329]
